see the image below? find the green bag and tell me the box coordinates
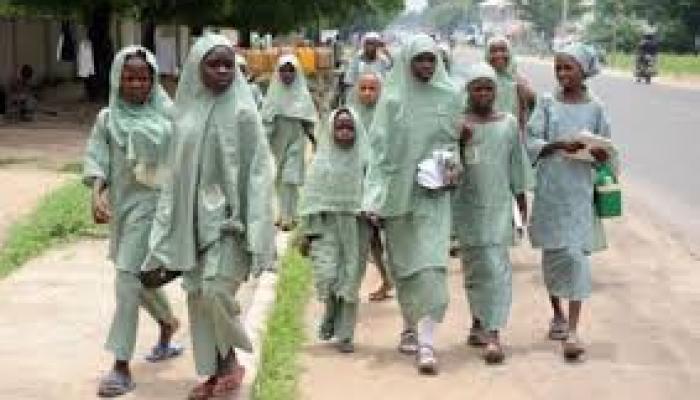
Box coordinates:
[594,164,622,218]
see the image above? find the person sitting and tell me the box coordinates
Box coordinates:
[8,64,38,121]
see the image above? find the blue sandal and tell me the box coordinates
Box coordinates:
[145,343,184,363]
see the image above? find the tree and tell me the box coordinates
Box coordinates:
[515,0,588,42]
[425,0,475,35]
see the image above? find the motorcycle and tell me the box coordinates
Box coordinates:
[635,54,657,84]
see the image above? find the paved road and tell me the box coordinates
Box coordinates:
[454,48,700,248]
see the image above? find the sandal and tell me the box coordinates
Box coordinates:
[483,342,506,365]
[145,343,184,363]
[548,318,570,341]
[187,377,216,400]
[416,345,439,375]
[369,285,393,302]
[467,326,488,347]
[563,333,586,362]
[212,365,245,397]
[398,329,419,355]
[97,370,135,398]
[337,339,355,354]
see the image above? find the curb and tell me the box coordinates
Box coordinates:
[239,233,289,399]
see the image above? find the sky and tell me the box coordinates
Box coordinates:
[405,0,428,11]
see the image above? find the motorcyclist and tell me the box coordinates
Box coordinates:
[636,32,658,82]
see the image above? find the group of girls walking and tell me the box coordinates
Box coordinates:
[84,30,617,399]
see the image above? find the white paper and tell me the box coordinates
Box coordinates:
[416,150,457,190]
[555,130,617,162]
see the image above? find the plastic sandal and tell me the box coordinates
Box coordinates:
[416,345,439,375]
[212,365,245,397]
[145,343,184,363]
[548,318,570,341]
[398,330,419,355]
[97,370,135,398]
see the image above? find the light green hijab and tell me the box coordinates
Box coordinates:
[465,62,498,88]
[147,34,274,272]
[485,35,518,78]
[346,71,381,132]
[556,42,601,79]
[107,45,172,167]
[300,108,367,216]
[261,54,318,124]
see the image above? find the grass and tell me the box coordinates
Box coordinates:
[0,179,100,279]
[608,53,700,77]
[253,248,313,400]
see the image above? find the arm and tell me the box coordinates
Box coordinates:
[83,109,112,223]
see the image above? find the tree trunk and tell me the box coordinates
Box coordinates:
[85,3,114,102]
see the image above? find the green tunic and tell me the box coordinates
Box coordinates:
[83,45,175,361]
[262,55,318,225]
[453,114,528,330]
[363,34,462,324]
[145,35,275,376]
[300,109,369,341]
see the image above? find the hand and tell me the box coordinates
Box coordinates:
[460,118,475,142]
[561,141,586,154]
[590,147,609,162]
[92,185,111,224]
[444,164,461,187]
[362,211,383,228]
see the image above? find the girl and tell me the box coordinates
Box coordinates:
[300,108,368,354]
[144,34,274,399]
[348,72,393,302]
[262,55,318,231]
[454,63,529,364]
[83,46,181,398]
[527,43,616,361]
[485,36,536,132]
[235,54,264,110]
[363,34,462,375]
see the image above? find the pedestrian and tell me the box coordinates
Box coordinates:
[345,32,394,88]
[485,36,536,133]
[83,46,182,398]
[262,54,318,232]
[235,54,264,110]
[348,72,393,302]
[527,42,617,361]
[143,34,275,399]
[454,63,529,365]
[363,34,462,375]
[299,108,369,354]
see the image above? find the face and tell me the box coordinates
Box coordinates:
[488,42,510,72]
[279,63,297,86]
[201,46,236,95]
[120,56,152,105]
[363,39,380,58]
[555,54,584,90]
[411,52,437,83]
[467,78,496,112]
[333,111,356,148]
[357,74,381,106]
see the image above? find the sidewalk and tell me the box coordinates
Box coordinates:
[0,235,285,399]
[299,197,700,399]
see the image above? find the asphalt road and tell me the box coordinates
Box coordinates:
[454,48,700,247]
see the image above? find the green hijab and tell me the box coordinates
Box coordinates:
[300,108,367,216]
[346,71,381,132]
[261,54,318,124]
[485,35,518,78]
[147,34,274,272]
[107,45,172,167]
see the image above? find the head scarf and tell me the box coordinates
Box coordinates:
[347,71,382,132]
[557,42,601,79]
[362,32,381,45]
[149,34,273,271]
[465,62,498,87]
[485,35,518,77]
[107,45,172,167]
[300,108,367,216]
[261,54,318,124]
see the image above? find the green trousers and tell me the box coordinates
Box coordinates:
[278,183,299,225]
[319,296,359,342]
[461,245,512,331]
[106,271,175,361]
[184,234,252,376]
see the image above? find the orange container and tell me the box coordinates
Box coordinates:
[296,46,317,75]
[244,49,266,76]
[315,47,333,70]
[262,47,280,73]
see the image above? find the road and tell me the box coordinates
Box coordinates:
[455,48,700,249]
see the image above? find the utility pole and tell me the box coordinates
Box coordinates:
[562,0,569,27]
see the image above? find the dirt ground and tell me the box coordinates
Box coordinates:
[300,193,700,400]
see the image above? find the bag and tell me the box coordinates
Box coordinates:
[594,164,622,218]
[139,267,182,289]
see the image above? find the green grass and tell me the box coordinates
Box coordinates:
[253,249,313,400]
[0,179,100,279]
[608,53,700,77]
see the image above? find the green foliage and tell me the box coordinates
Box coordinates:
[425,0,474,34]
[515,0,588,40]
[0,180,100,279]
[253,249,313,400]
